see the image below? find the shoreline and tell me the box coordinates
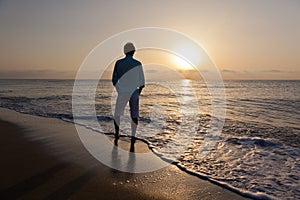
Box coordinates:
[0,107,251,199]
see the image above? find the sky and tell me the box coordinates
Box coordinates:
[0,0,299,80]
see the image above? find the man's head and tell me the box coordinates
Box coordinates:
[124,42,135,56]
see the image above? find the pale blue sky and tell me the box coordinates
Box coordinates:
[0,0,299,79]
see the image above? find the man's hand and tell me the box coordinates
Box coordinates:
[138,88,143,94]
[115,85,119,93]
[138,85,145,94]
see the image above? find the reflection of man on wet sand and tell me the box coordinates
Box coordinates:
[112,42,145,150]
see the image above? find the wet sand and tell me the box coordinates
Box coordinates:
[0,108,251,200]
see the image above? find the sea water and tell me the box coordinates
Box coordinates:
[0,79,299,199]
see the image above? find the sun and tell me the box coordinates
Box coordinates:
[170,54,194,70]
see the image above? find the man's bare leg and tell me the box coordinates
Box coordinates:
[131,118,138,142]
[114,116,120,145]
[130,118,138,152]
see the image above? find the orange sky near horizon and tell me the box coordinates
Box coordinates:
[0,0,299,80]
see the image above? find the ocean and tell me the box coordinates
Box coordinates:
[0,79,299,199]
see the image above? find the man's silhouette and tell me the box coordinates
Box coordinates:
[112,42,145,148]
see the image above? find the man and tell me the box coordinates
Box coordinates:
[112,42,145,147]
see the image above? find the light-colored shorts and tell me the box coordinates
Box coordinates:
[114,92,139,118]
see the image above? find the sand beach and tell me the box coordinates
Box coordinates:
[0,108,250,199]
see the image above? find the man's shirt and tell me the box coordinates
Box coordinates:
[112,55,145,94]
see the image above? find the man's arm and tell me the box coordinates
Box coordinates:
[112,61,119,87]
[138,64,145,94]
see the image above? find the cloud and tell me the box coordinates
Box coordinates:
[0,69,76,79]
[261,69,284,73]
[260,69,295,73]
[221,69,237,73]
